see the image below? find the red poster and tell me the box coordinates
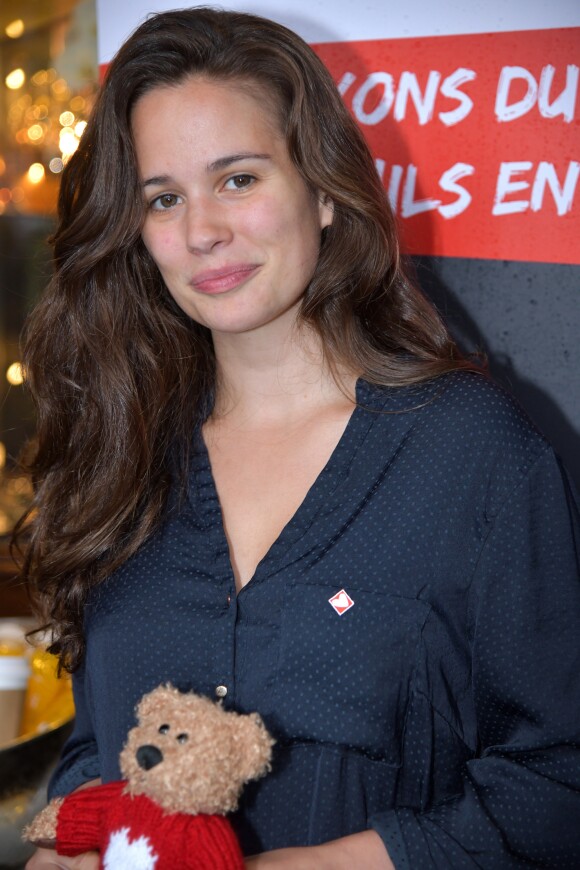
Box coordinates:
[314,28,580,263]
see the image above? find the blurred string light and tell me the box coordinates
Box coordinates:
[2,55,97,208]
[0,0,97,214]
[27,124,44,142]
[28,163,45,184]
[52,78,70,98]
[31,70,49,86]
[59,127,78,158]
[5,20,25,39]
[6,362,24,386]
[6,68,25,90]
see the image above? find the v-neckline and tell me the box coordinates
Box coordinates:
[188,378,391,593]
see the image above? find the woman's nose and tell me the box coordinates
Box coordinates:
[185,197,233,254]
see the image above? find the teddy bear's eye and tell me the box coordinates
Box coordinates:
[158,724,170,734]
[176,732,189,744]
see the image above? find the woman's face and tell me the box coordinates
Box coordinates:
[132,77,333,338]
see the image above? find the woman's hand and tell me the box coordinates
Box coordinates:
[245,830,394,869]
[25,779,102,870]
[25,847,99,870]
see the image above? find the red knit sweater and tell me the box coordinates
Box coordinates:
[55,781,245,869]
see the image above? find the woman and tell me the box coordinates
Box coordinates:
[20,7,580,869]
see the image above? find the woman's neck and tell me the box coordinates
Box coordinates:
[209,317,356,426]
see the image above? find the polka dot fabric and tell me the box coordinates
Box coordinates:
[50,373,580,867]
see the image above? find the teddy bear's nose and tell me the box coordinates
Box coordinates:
[136,744,164,770]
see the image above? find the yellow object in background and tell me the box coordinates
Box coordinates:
[19,648,74,737]
[0,636,26,657]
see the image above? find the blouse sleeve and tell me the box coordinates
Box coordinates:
[369,447,580,869]
[48,658,101,798]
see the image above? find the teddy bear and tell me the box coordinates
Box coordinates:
[24,684,274,868]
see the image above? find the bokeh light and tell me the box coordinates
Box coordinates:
[6,69,25,90]
[5,20,25,39]
[28,163,45,184]
[59,111,75,127]
[6,362,24,386]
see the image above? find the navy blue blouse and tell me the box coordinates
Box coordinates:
[50,373,580,867]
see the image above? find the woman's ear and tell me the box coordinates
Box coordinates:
[318,192,334,230]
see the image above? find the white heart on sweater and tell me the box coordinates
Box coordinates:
[104,827,158,869]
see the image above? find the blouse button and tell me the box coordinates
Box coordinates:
[215,685,228,699]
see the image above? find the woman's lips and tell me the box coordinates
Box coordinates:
[190,264,259,294]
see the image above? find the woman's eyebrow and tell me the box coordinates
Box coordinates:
[141,154,273,189]
[207,152,272,172]
[142,175,172,188]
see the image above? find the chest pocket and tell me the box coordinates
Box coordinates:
[270,583,431,763]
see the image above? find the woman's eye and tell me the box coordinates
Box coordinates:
[150,193,181,211]
[224,174,255,191]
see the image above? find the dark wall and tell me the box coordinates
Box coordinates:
[415,256,580,488]
[0,215,52,466]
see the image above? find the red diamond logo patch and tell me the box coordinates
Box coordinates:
[329,589,354,615]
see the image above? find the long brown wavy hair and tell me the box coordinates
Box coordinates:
[14,7,480,670]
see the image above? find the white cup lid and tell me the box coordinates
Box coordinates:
[0,656,30,689]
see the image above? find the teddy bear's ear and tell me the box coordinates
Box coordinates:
[231,713,275,783]
[134,684,180,722]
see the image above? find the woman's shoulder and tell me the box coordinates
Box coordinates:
[363,370,552,510]
[429,370,549,472]
[367,369,545,446]
[427,370,543,432]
